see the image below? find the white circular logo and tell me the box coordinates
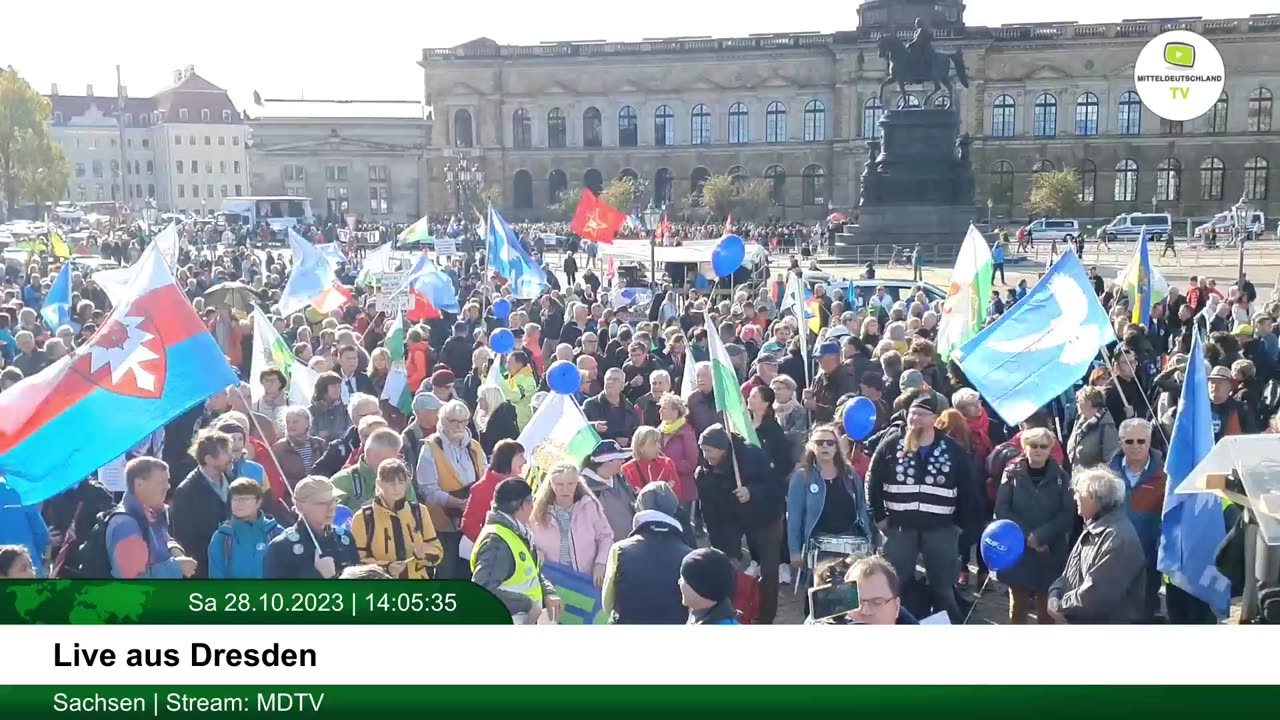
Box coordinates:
[1134,30,1225,121]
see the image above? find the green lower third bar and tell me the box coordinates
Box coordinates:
[0,686,1273,718]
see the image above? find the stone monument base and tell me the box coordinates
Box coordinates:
[833,204,973,261]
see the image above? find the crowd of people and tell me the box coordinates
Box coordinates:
[0,217,1275,626]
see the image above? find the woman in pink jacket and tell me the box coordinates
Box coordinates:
[530,462,615,587]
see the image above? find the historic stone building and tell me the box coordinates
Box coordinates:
[420,0,1280,224]
[245,95,430,223]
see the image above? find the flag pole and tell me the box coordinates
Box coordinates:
[724,410,744,490]
[243,403,323,550]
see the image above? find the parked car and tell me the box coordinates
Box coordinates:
[1021,218,1081,242]
[807,277,947,310]
[1098,212,1173,241]
[1193,210,1267,240]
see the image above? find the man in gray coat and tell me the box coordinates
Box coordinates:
[1048,468,1147,624]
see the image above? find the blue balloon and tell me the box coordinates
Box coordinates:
[547,360,581,395]
[333,505,354,532]
[490,328,515,354]
[492,298,511,320]
[980,519,1026,572]
[841,396,878,442]
[712,234,746,277]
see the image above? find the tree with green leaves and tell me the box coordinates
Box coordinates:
[1,66,69,214]
[546,182,585,220]
[599,176,643,214]
[699,173,773,221]
[1026,169,1084,219]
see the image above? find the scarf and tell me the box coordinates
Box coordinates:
[774,396,801,425]
[661,416,687,436]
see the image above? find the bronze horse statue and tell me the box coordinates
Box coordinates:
[876,34,969,107]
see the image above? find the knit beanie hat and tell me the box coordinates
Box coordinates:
[680,548,735,604]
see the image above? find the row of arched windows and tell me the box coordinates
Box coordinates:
[982,88,1273,139]
[453,102,829,149]
[989,156,1270,205]
[508,165,828,210]
[859,94,950,138]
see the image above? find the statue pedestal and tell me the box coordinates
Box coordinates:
[836,108,975,260]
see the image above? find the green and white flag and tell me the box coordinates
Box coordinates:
[381,311,413,416]
[516,393,601,488]
[937,224,994,362]
[250,309,316,409]
[398,215,433,246]
[704,313,759,446]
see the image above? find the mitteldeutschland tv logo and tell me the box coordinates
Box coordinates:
[1135,30,1224,121]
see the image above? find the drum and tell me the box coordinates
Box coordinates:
[805,532,871,571]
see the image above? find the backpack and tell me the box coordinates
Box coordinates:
[63,508,151,579]
[985,441,1022,504]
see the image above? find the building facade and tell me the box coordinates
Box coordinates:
[245,96,429,224]
[420,1,1280,224]
[47,67,249,215]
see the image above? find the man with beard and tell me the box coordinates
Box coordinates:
[170,430,236,578]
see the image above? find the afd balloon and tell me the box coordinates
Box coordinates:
[490,328,515,354]
[980,519,1026,572]
[712,234,746,277]
[333,505,354,532]
[492,298,512,320]
[547,360,581,395]
[841,396,878,442]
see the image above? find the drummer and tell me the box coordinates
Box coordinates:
[786,423,875,588]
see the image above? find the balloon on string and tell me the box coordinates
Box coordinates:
[712,234,746,277]
[490,328,515,354]
[980,519,1026,572]
[547,360,581,395]
[841,396,878,441]
[333,505,354,532]
[492,298,511,320]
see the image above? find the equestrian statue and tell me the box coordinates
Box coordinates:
[876,18,969,107]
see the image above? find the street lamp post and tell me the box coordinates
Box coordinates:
[1232,193,1249,285]
[1151,194,1158,213]
[444,159,485,216]
[643,202,662,289]
[986,197,993,228]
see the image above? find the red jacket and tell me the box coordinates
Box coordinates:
[461,469,511,542]
[620,456,680,497]
[406,342,431,395]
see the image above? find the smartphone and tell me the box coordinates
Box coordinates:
[809,581,860,621]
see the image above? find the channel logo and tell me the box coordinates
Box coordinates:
[1164,42,1195,68]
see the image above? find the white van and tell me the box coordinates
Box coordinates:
[1193,210,1267,239]
[1021,218,1081,242]
[1098,212,1172,241]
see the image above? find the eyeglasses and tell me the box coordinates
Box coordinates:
[858,596,896,609]
[814,439,837,447]
[1025,443,1050,451]
[1123,438,1148,446]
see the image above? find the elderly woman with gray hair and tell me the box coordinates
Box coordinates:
[416,399,488,579]
[1047,468,1147,624]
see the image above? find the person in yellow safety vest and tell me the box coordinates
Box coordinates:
[471,478,562,624]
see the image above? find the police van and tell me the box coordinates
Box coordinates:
[1098,212,1173,241]
[1021,218,1081,242]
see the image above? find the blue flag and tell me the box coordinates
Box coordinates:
[1132,227,1152,326]
[39,262,74,332]
[393,254,460,314]
[956,249,1115,425]
[1157,331,1230,618]
[487,206,547,298]
[539,561,606,624]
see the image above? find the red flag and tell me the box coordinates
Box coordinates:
[407,286,442,322]
[723,212,733,237]
[570,188,626,244]
[657,211,672,243]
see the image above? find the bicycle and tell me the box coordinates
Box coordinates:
[886,245,911,269]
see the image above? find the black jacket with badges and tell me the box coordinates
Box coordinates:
[263,520,360,579]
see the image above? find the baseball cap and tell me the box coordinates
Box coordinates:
[1208,366,1233,382]
[814,341,841,358]
[899,368,925,390]
[1232,323,1254,337]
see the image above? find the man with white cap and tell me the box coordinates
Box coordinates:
[264,476,359,579]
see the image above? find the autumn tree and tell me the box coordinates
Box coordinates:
[1026,169,1084,219]
[1,66,69,213]
[546,182,585,220]
[599,176,643,213]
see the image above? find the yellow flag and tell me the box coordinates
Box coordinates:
[50,231,71,259]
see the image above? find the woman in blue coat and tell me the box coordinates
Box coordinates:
[786,424,875,588]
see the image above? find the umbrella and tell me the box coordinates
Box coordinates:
[204,281,258,313]
[826,211,849,223]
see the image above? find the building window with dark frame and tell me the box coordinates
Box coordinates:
[654,105,674,146]
[1078,160,1096,204]
[584,168,603,194]
[896,94,921,110]
[1033,93,1057,138]
[548,169,568,204]
[801,164,825,206]
[582,107,602,148]
[804,99,826,141]
[1208,92,1229,134]
[992,94,1016,138]
[1156,158,1181,201]
[727,102,748,144]
[1160,119,1184,135]
[1244,156,1269,200]
[862,97,883,139]
[453,109,474,148]
[1248,88,1273,132]
[1200,157,1225,201]
[618,106,638,147]
[1118,91,1142,136]
[765,165,786,206]
[766,101,787,144]
[512,108,532,149]
[1114,159,1139,202]
[690,167,711,202]
[654,168,672,205]
[991,160,1015,209]
[691,104,711,145]
[547,108,566,149]
[513,170,533,210]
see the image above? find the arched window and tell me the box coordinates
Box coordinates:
[1033,93,1057,138]
[896,94,921,109]
[690,167,711,202]
[1156,158,1181,201]
[992,94,1016,138]
[1114,159,1139,202]
[512,108,532,149]
[1200,158,1225,201]
[619,168,639,183]
[654,168,673,205]
[933,95,951,109]
[618,106,638,147]
[991,160,1015,208]
[513,170,533,209]
[804,100,826,141]
[727,102,749,144]
[766,101,787,143]
[862,97,883,139]
[584,168,603,194]
[1248,88,1273,132]
[547,108,566,148]
[1075,92,1099,136]
[1244,157,1270,200]
[453,109,474,148]
[1209,92,1229,134]
[654,105,674,147]
[1033,159,1055,175]
[728,165,746,188]
[691,104,711,145]
[1078,160,1097,204]
[1118,91,1142,135]
[765,165,786,206]
[582,107,602,148]
[801,164,825,206]
[548,169,568,204]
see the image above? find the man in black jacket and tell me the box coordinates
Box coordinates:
[694,425,785,624]
[441,322,474,378]
[584,368,640,447]
[602,482,693,624]
[169,429,235,578]
[806,341,857,423]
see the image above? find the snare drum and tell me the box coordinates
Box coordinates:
[805,532,871,571]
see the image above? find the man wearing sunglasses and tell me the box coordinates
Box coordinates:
[1107,418,1166,622]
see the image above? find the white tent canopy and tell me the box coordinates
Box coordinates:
[597,239,767,276]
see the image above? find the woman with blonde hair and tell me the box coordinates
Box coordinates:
[475,382,519,454]
[621,426,681,495]
[367,347,406,431]
[530,462,614,586]
[656,393,699,516]
[787,424,874,590]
